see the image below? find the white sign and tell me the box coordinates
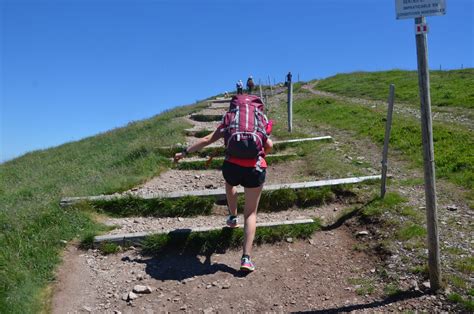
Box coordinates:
[396,0,446,20]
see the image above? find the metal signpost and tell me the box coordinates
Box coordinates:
[395,0,446,291]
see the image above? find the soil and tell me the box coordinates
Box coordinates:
[53,228,449,313]
[52,94,471,312]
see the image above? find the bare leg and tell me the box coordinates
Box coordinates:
[225,182,238,216]
[243,185,263,256]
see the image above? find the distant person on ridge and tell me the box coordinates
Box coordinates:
[236,80,244,95]
[246,76,255,94]
[174,95,273,272]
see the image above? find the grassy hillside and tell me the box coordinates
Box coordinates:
[0,102,206,312]
[316,69,474,109]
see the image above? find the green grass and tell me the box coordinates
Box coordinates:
[448,293,474,311]
[91,195,215,217]
[454,256,474,274]
[141,220,321,255]
[294,97,474,192]
[0,101,207,313]
[316,69,474,109]
[360,192,407,219]
[396,224,427,241]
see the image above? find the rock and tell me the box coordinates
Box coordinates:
[205,184,214,189]
[113,311,122,314]
[133,285,152,294]
[212,281,219,287]
[333,207,338,212]
[422,281,431,289]
[60,239,67,244]
[82,306,93,312]
[221,282,231,289]
[286,237,293,243]
[177,217,184,222]
[133,219,139,223]
[308,239,315,245]
[370,268,376,273]
[356,231,369,236]
[128,291,139,300]
[446,205,458,211]
[194,175,201,179]
[122,293,129,301]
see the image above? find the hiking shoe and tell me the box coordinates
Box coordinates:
[226,215,238,228]
[240,256,255,272]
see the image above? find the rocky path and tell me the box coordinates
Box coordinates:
[54,227,449,313]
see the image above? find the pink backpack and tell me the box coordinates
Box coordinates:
[222,95,269,159]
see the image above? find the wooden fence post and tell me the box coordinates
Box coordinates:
[381,84,395,198]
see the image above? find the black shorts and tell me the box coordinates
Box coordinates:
[222,161,266,188]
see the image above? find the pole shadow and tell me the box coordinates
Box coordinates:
[292,290,425,313]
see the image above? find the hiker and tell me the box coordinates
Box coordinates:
[246,76,255,94]
[174,95,273,272]
[236,80,244,95]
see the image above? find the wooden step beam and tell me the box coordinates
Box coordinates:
[93,218,314,245]
[60,175,381,206]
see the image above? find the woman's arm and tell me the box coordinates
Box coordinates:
[174,128,223,162]
[264,138,273,154]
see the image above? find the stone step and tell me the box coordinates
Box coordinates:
[60,175,380,206]
[93,218,314,245]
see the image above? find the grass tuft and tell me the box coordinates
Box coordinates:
[91,195,215,217]
[142,220,321,256]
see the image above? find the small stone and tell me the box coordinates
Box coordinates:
[180,305,187,310]
[446,205,458,211]
[205,184,214,189]
[122,293,129,301]
[212,281,219,287]
[422,281,431,289]
[60,240,67,244]
[221,282,231,289]
[194,175,201,179]
[333,207,338,212]
[128,291,139,300]
[308,239,314,245]
[82,306,93,313]
[286,237,293,243]
[133,285,152,294]
[356,231,369,236]
[133,219,139,223]
[177,217,184,222]
[114,311,122,314]
[290,300,296,304]
[206,284,212,289]
[370,268,376,273]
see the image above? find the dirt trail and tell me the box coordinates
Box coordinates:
[53,228,445,313]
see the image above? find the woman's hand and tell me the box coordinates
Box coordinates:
[173,152,185,163]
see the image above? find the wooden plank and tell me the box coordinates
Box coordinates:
[60,175,381,206]
[273,136,332,145]
[93,218,314,245]
[158,136,332,151]
[174,153,298,163]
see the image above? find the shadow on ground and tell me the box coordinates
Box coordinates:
[294,290,426,313]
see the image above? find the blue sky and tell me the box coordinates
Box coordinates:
[1,0,473,162]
